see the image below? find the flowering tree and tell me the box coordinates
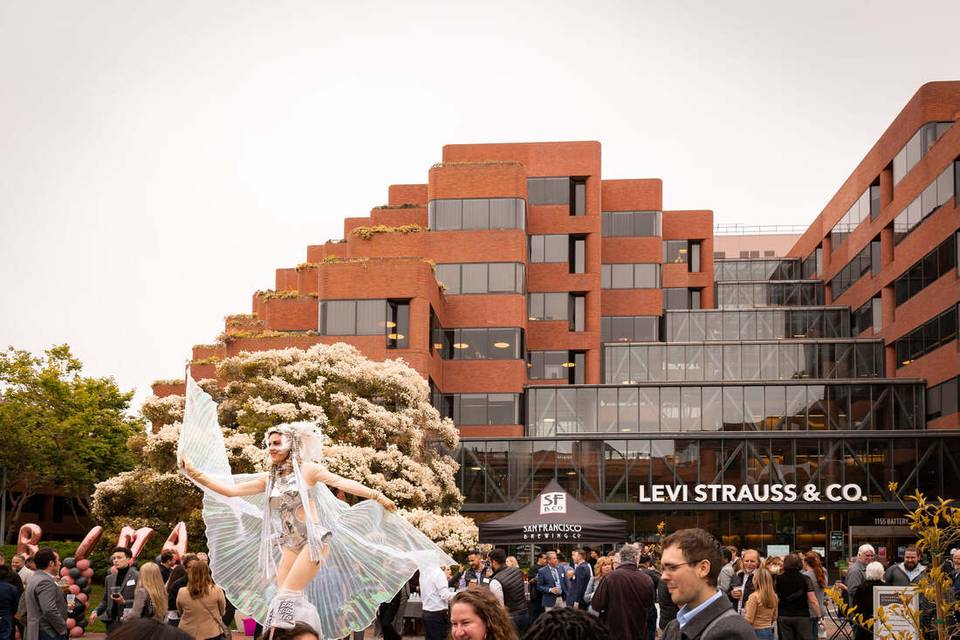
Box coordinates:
[92,343,478,552]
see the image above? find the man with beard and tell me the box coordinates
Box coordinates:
[883,547,927,585]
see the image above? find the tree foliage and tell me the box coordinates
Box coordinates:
[92,343,478,553]
[828,486,960,639]
[0,345,140,542]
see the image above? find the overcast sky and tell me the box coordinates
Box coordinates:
[2,0,958,410]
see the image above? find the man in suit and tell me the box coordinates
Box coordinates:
[565,548,593,609]
[661,529,755,640]
[535,551,566,611]
[89,546,139,635]
[24,548,69,640]
[728,548,759,613]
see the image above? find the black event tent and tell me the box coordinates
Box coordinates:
[478,480,627,544]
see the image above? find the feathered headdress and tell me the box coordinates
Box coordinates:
[264,421,326,465]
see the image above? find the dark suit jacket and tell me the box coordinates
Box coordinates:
[662,593,756,640]
[535,565,565,608]
[590,562,655,640]
[94,566,139,622]
[566,562,592,607]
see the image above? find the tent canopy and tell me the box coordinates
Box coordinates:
[478,480,627,544]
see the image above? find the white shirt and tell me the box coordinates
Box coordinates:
[420,565,455,613]
[18,567,35,585]
[489,579,504,605]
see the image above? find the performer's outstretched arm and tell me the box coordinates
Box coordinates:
[179,456,266,497]
[305,463,397,511]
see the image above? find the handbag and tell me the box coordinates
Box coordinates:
[199,590,231,640]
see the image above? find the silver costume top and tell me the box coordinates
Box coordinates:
[269,465,330,551]
[270,468,310,550]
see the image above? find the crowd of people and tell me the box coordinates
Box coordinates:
[3,534,957,640]
[0,546,318,640]
[409,532,960,640]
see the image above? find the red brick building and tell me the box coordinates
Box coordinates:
[151,82,959,561]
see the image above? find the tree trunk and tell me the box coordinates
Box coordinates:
[3,490,34,545]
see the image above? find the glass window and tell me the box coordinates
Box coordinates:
[527,177,570,205]
[664,240,688,264]
[487,394,519,424]
[528,293,568,320]
[530,235,569,263]
[690,241,701,273]
[488,263,517,292]
[356,299,385,335]
[722,386,743,430]
[601,211,662,236]
[611,264,633,288]
[462,199,489,229]
[461,263,488,293]
[571,237,586,274]
[570,294,586,332]
[322,300,356,335]
[490,198,522,229]
[435,264,460,294]
[572,178,586,216]
[385,300,409,348]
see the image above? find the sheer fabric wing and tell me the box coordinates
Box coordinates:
[302,483,456,639]
[178,375,272,619]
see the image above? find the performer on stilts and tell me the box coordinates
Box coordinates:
[176,375,455,638]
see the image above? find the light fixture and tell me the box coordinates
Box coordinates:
[453,343,469,349]
[621,380,636,385]
[818,515,826,521]
[493,342,511,349]
[562,362,576,368]
[433,343,444,350]
[543,418,555,423]
[566,471,577,476]
[385,321,397,328]
[470,466,482,471]
[529,316,538,321]
[901,359,912,366]
[387,333,405,340]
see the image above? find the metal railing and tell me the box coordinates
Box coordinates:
[714,223,809,235]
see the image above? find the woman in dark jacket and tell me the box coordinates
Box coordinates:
[850,561,885,640]
[0,565,22,640]
[774,554,821,640]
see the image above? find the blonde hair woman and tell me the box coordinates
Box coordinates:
[129,561,168,622]
[583,555,616,614]
[743,566,777,639]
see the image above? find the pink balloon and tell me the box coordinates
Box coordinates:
[66,618,76,629]
[60,567,70,577]
[110,566,117,574]
[70,626,84,637]
[62,576,74,586]
[77,592,88,604]
[82,568,94,578]
[69,584,80,595]
[75,525,102,560]
[76,559,91,571]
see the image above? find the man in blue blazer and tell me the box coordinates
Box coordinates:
[565,547,593,608]
[536,551,566,610]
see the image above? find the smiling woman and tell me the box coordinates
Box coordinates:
[449,589,518,640]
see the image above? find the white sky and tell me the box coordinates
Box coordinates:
[2,0,959,411]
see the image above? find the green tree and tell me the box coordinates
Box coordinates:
[0,345,140,543]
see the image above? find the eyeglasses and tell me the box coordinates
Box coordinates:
[661,560,702,575]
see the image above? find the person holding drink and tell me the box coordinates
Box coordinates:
[90,547,139,636]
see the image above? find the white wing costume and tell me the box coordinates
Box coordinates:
[177,375,456,638]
